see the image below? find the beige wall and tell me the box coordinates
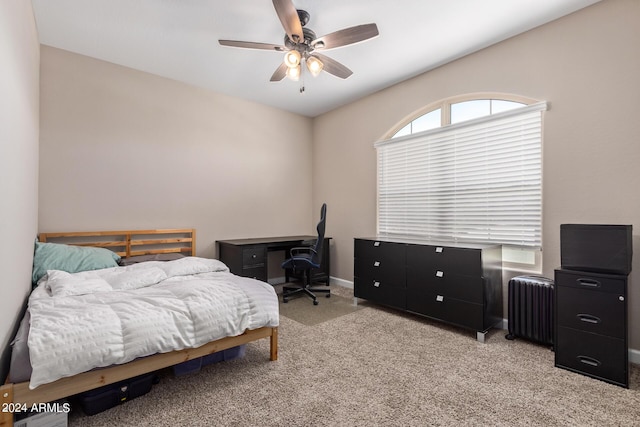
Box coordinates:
[0,0,40,375]
[32,1,640,351]
[39,47,314,260]
[313,1,640,346]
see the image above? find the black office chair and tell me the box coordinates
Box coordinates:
[281,203,330,305]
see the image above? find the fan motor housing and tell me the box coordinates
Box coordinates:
[297,9,310,26]
[284,27,317,50]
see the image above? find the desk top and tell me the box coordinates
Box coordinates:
[217,235,320,247]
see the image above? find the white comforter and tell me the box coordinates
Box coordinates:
[27,257,279,389]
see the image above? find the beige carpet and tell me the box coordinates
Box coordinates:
[67,286,640,426]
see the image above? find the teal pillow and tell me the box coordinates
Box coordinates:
[32,241,121,285]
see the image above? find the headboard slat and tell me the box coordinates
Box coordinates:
[70,241,127,248]
[130,238,193,246]
[38,229,196,258]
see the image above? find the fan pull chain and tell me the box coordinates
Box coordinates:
[299,62,306,94]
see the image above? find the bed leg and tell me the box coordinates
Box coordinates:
[0,383,14,427]
[270,327,278,361]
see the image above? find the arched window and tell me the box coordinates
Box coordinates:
[393,108,441,138]
[391,96,530,138]
[377,94,546,266]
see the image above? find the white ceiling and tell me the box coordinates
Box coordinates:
[31,0,600,117]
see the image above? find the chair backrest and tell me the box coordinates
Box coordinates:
[312,203,327,264]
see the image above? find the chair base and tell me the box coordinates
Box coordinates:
[282,283,330,305]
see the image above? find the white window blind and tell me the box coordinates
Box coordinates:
[376,102,546,247]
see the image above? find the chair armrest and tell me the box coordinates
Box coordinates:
[289,246,317,257]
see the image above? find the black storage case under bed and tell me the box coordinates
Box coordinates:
[74,373,159,416]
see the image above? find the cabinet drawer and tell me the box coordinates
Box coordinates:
[555,270,626,294]
[354,277,406,310]
[408,293,484,331]
[407,270,483,304]
[242,266,266,281]
[242,247,266,267]
[354,239,405,266]
[555,326,627,387]
[556,285,625,338]
[407,244,482,277]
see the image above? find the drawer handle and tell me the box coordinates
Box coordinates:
[435,270,444,278]
[577,314,601,324]
[435,247,443,253]
[373,281,380,288]
[576,278,601,288]
[436,295,444,302]
[252,254,257,259]
[577,355,601,367]
[374,241,380,247]
[374,261,381,267]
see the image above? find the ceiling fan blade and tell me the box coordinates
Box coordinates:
[270,63,288,82]
[314,53,353,79]
[312,23,379,50]
[272,0,304,43]
[219,40,286,52]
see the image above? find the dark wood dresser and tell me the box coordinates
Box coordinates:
[354,237,502,342]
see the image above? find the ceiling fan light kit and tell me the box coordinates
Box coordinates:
[218,0,379,91]
[306,55,323,77]
[284,49,301,68]
[286,64,301,81]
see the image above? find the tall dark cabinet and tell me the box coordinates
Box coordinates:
[554,224,632,388]
[354,237,502,342]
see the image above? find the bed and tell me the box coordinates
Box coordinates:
[0,229,278,426]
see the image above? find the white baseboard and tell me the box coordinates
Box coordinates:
[330,276,353,289]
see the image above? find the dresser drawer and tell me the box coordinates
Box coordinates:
[555,269,626,294]
[408,293,484,331]
[355,259,406,285]
[555,326,627,387]
[242,247,266,267]
[354,239,405,266]
[354,277,406,310]
[556,285,625,338]
[407,270,483,304]
[407,244,482,277]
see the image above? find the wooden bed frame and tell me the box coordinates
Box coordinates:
[0,229,278,427]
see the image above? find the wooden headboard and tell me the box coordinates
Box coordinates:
[38,228,196,258]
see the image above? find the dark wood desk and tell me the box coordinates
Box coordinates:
[217,236,330,285]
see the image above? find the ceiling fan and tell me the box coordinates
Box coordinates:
[219,0,379,90]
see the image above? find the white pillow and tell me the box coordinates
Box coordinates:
[159,257,229,277]
[44,270,113,297]
[100,266,168,290]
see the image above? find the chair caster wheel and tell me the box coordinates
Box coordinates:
[313,300,319,305]
[326,294,331,298]
[283,298,289,303]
